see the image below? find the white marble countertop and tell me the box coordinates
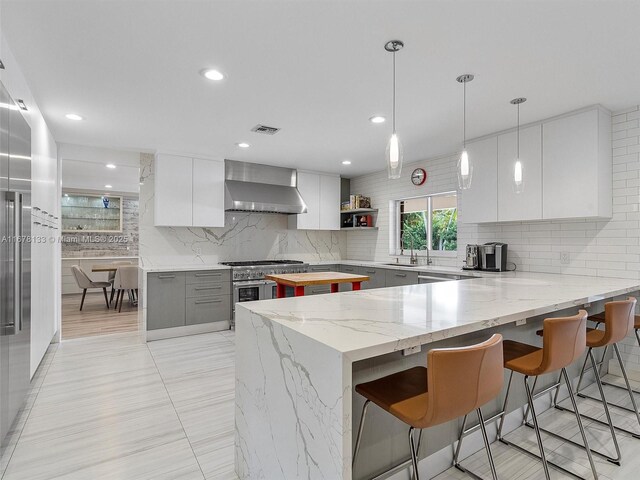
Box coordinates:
[237,272,640,362]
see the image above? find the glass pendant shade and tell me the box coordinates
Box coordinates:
[513,159,524,193]
[457,149,473,189]
[386,133,403,179]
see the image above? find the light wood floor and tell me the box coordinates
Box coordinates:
[61,291,139,340]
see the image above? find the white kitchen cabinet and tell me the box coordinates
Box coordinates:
[154,153,193,226]
[154,154,225,227]
[461,136,498,223]
[319,174,341,230]
[497,124,542,222]
[542,108,612,220]
[289,171,340,230]
[192,158,225,227]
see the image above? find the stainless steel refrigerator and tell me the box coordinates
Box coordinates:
[0,80,31,449]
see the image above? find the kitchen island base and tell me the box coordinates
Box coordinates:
[234,274,640,480]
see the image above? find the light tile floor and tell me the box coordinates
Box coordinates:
[2,330,640,480]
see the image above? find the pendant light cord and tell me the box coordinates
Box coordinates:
[392,50,396,134]
[463,80,466,148]
[517,103,520,158]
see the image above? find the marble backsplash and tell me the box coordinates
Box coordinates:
[61,196,139,258]
[138,153,346,267]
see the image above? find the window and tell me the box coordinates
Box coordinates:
[394,192,457,254]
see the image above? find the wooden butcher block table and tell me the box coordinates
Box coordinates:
[265,271,369,298]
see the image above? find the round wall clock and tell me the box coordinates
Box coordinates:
[411,168,427,186]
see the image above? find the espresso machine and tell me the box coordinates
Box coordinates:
[479,242,508,271]
[463,244,480,270]
[463,243,508,271]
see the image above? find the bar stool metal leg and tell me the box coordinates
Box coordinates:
[476,408,498,480]
[352,399,371,468]
[553,348,622,464]
[523,375,551,480]
[561,367,599,480]
[408,427,420,480]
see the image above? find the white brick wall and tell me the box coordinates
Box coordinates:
[348,106,640,372]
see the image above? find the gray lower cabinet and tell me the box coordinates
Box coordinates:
[186,295,231,325]
[384,269,419,287]
[307,285,331,295]
[338,264,357,291]
[147,272,186,330]
[309,264,337,273]
[147,269,231,331]
[359,267,385,290]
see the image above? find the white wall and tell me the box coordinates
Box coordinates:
[139,153,346,267]
[348,153,460,267]
[1,34,60,377]
[348,106,640,374]
[58,143,141,194]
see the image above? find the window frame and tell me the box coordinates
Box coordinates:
[389,190,458,258]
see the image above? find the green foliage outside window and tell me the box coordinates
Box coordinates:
[400,208,457,252]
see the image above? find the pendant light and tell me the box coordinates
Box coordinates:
[510,97,527,194]
[385,40,404,179]
[456,74,474,189]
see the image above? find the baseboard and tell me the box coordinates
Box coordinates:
[146,321,230,341]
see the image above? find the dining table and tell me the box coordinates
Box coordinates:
[264,271,369,298]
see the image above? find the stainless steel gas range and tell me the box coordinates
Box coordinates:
[219,260,309,327]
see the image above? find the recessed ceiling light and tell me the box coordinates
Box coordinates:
[202,69,225,81]
[236,142,250,148]
[105,164,116,169]
[104,184,112,189]
[65,113,83,121]
[342,160,352,165]
[369,115,386,124]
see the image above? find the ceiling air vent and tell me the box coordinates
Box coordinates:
[251,124,280,135]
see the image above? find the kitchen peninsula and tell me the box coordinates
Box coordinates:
[235,272,640,480]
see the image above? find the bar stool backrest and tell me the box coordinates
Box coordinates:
[424,334,503,427]
[602,297,637,345]
[540,310,588,374]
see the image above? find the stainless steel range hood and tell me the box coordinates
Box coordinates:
[224,160,307,214]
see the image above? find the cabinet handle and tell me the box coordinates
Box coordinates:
[33,221,41,225]
[365,270,376,274]
[33,206,41,211]
[195,273,222,277]
[42,210,48,215]
[395,273,407,277]
[157,274,176,279]
[314,268,330,272]
[195,286,222,290]
[195,299,223,304]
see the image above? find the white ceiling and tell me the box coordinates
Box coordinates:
[2,0,640,177]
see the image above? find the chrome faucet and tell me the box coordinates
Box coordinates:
[401,232,418,265]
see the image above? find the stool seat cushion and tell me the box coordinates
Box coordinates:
[355,367,428,427]
[503,340,544,376]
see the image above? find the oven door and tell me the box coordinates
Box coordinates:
[233,280,268,306]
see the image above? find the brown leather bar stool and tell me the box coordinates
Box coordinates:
[495,310,598,480]
[578,303,640,417]
[552,298,639,457]
[352,335,503,480]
